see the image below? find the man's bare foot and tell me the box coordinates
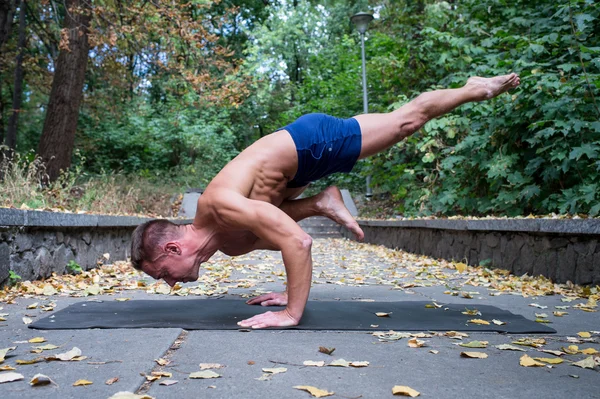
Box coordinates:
[316,186,364,240]
[466,73,520,101]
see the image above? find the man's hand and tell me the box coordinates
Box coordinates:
[237,308,298,329]
[246,291,288,306]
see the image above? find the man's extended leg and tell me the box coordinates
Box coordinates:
[355,73,520,158]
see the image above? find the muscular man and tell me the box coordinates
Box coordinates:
[130,73,520,329]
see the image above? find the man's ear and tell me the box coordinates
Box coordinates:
[164,242,182,255]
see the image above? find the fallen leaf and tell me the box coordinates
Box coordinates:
[30,374,53,386]
[47,347,82,361]
[159,379,178,386]
[535,319,552,324]
[535,313,548,318]
[445,331,469,340]
[537,349,564,356]
[155,358,170,366]
[429,350,439,354]
[318,346,335,355]
[529,303,548,309]
[468,319,490,325]
[495,344,526,352]
[106,377,119,385]
[328,359,350,367]
[73,379,93,386]
[533,357,563,365]
[294,385,334,398]
[199,363,224,370]
[459,341,488,348]
[33,344,59,351]
[553,311,568,317]
[492,319,506,325]
[0,346,16,363]
[563,345,580,355]
[408,338,426,348]
[262,367,287,374]
[0,372,24,384]
[350,361,369,367]
[115,298,131,302]
[520,354,545,367]
[28,337,46,343]
[151,371,172,378]
[577,332,591,338]
[376,312,391,317]
[22,317,32,325]
[455,262,467,273]
[189,370,220,379]
[370,324,379,328]
[513,338,546,348]
[16,358,44,365]
[572,356,597,370]
[461,308,481,316]
[0,365,16,371]
[581,348,598,355]
[303,360,325,367]
[108,392,154,399]
[247,361,255,365]
[27,302,39,309]
[144,375,160,382]
[460,352,488,359]
[392,385,420,397]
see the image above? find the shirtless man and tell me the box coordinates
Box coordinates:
[130,73,520,329]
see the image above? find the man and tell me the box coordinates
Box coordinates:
[131,73,520,329]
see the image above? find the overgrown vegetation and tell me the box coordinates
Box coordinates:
[0,0,598,218]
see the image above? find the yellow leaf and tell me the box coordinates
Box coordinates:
[16,358,43,365]
[455,262,467,273]
[0,347,16,363]
[468,319,490,325]
[27,302,39,309]
[513,338,546,348]
[28,337,46,343]
[577,332,591,338]
[115,298,131,302]
[73,379,93,386]
[563,345,579,355]
[460,352,488,359]
[392,385,421,397]
[520,354,545,367]
[294,385,334,398]
[155,358,170,366]
[533,357,564,365]
[0,365,16,371]
[350,361,369,367]
[459,341,488,348]
[572,356,597,369]
[553,311,568,317]
[581,348,598,355]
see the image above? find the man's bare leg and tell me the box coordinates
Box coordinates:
[355,73,520,158]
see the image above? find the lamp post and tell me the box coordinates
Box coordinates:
[351,11,374,198]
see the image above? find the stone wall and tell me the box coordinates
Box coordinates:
[0,208,191,286]
[342,219,600,285]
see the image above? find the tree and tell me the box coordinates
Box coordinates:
[5,0,25,155]
[37,0,91,182]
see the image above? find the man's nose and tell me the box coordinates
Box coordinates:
[164,277,176,287]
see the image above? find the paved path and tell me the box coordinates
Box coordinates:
[0,238,598,398]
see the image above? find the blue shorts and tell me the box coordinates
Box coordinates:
[279,113,362,188]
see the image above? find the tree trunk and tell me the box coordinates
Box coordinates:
[5,0,25,154]
[0,0,16,48]
[37,0,91,182]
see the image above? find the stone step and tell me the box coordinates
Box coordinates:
[298,217,342,238]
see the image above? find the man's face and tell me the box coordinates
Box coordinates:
[143,253,200,287]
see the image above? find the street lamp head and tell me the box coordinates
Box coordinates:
[351,12,374,34]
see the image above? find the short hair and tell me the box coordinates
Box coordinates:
[130,219,181,271]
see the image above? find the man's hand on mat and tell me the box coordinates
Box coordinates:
[237,309,298,329]
[245,291,288,306]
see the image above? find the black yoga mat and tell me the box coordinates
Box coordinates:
[30,299,555,333]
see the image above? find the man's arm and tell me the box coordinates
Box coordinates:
[214,190,313,328]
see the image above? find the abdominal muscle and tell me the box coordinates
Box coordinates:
[208,130,299,207]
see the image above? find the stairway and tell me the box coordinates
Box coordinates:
[297,216,343,239]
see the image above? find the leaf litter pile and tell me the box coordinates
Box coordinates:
[0,238,598,396]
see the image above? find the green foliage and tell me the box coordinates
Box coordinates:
[366,0,600,217]
[8,271,21,286]
[66,260,83,274]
